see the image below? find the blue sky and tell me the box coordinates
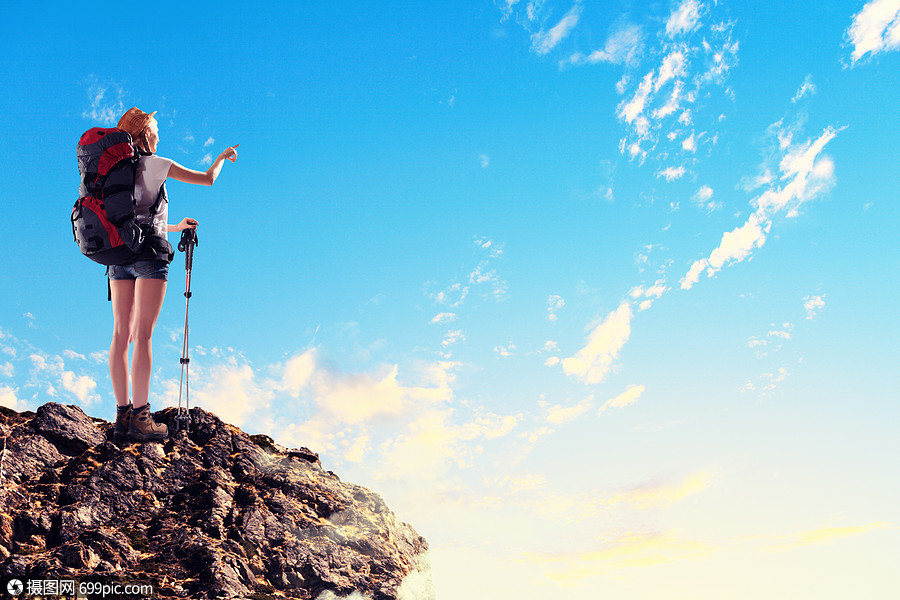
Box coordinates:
[2,0,899,597]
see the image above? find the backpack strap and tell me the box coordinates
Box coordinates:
[148,183,167,216]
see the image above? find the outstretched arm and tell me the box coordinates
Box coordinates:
[167,145,239,186]
[168,218,198,233]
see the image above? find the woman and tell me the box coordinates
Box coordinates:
[111,107,238,442]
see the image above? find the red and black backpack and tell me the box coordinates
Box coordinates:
[71,127,147,265]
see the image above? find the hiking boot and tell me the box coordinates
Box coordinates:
[128,403,168,442]
[114,403,132,442]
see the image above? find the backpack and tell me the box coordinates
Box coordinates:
[71,127,157,265]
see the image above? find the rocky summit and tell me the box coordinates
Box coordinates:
[0,403,432,600]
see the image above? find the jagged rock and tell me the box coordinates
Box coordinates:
[0,403,432,600]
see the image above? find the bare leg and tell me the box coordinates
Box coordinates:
[109,280,136,408]
[131,278,167,409]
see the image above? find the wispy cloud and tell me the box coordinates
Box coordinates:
[629,280,669,311]
[602,470,713,509]
[165,346,521,481]
[803,294,826,320]
[561,302,633,385]
[546,294,565,321]
[82,75,126,126]
[598,384,645,414]
[745,521,893,552]
[845,0,900,65]
[666,0,704,38]
[540,395,594,425]
[494,342,516,358]
[614,7,738,164]
[532,530,713,582]
[498,0,523,21]
[27,352,100,406]
[530,3,582,55]
[692,184,719,212]
[441,330,465,348]
[657,165,687,181]
[681,123,839,290]
[562,23,644,67]
[431,312,457,324]
[792,74,817,103]
[741,366,790,394]
[429,282,469,307]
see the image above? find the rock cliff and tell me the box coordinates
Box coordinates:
[0,403,432,600]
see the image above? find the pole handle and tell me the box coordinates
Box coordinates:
[178,228,198,270]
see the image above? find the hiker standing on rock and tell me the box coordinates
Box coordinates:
[110,107,238,443]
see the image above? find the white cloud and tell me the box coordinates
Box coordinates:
[469,263,509,301]
[681,259,706,290]
[564,23,644,67]
[657,166,686,181]
[619,71,655,125]
[767,324,793,340]
[695,185,713,201]
[561,302,633,385]
[630,280,668,311]
[494,343,516,358]
[378,405,520,478]
[82,75,126,125]
[0,384,19,410]
[656,50,688,91]
[499,0,522,21]
[479,153,490,168]
[204,136,215,147]
[63,349,86,361]
[693,185,719,212]
[681,126,838,290]
[792,74,817,103]
[430,282,469,307]
[60,371,98,405]
[706,212,770,274]
[753,128,839,219]
[188,361,262,427]
[26,352,100,407]
[475,237,504,257]
[442,330,465,348]
[531,3,582,55]
[682,132,697,153]
[846,0,900,64]
[666,0,703,37]
[431,312,457,324]
[542,395,594,425]
[652,80,684,120]
[599,384,646,414]
[200,153,213,166]
[804,295,826,320]
[547,295,566,321]
[698,38,740,85]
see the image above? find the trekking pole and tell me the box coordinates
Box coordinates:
[175,226,198,435]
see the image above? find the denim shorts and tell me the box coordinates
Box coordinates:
[107,259,169,281]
